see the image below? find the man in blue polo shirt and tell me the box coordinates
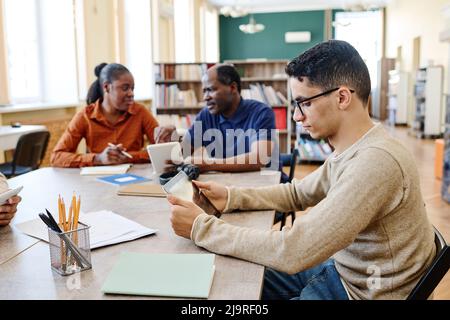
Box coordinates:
[182,64,288,182]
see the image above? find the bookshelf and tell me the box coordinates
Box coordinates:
[372,57,395,121]
[387,70,409,125]
[411,66,444,138]
[153,62,215,131]
[224,59,292,154]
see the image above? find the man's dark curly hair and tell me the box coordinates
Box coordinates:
[285,40,371,105]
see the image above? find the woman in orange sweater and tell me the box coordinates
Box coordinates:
[51,63,171,167]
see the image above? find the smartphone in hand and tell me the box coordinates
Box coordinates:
[192,182,221,218]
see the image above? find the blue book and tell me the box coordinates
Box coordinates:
[97,174,151,186]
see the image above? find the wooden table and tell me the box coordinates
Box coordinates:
[0,165,280,299]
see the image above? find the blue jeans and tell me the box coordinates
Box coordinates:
[262,259,349,300]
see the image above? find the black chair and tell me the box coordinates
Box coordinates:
[280,149,299,183]
[0,130,50,178]
[407,226,450,300]
[274,150,299,228]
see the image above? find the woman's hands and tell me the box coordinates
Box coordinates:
[94,144,129,165]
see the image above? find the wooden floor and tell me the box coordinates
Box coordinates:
[288,124,450,300]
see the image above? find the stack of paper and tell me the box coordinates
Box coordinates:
[16,210,157,249]
[102,252,215,298]
[83,211,157,248]
[80,164,132,176]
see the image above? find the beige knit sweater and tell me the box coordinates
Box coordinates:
[191,124,436,300]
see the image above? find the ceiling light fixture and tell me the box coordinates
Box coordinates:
[341,0,382,12]
[220,5,248,18]
[239,15,265,34]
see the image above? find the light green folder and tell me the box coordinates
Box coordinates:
[101,252,216,299]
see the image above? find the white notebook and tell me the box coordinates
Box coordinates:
[80,164,132,176]
[16,210,157,249]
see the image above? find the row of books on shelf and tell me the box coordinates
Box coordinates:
[154,63,212,81]
[155,84,199,109]
[156,109,287,132]
[156,114,197,130]
[233,64,288,79]
[297,137,333,162]
[241,83,288,107]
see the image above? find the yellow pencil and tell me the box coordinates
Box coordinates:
[68,194,76,231]
[73,195,81,245]
[58,196,66,269]
[61,198,67,232]
[67,205,73,232]
[74,196,81,229]
[58,195,63,227]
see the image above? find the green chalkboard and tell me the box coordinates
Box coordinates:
[220,10,325,61]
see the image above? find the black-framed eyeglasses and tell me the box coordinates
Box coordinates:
[294,87,355,116]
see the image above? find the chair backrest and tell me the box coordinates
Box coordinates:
[280,149,299,183]
[12,130,50,172]
[407,227,450,300]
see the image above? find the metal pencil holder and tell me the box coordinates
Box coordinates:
[47,223,92,276]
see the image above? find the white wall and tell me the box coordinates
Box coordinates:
[82,0,118,90]
[386,0,448,70]
[385,0,449,126]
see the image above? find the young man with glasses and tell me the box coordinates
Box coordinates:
[167,40,435,299]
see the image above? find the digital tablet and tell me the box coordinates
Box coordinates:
[163,171,221,217]
[162,170,193,202]
[192,182,221,218]
[146,142,184,174]
[0,186,23,205]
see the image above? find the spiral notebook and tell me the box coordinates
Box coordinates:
[102,252,215,299]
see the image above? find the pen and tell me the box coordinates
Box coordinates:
[108,143,133,159]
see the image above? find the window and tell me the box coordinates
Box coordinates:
[38,0,78,103]
[200,3,219,63]
[123,0,154,100]
[334,10,383,90]
[4,0,40,102]
[3,0,78,104]
[174,0,195,62]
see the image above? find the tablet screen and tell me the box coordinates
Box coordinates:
[163,171,221,218]
[146,142,183,174]
[162,171,193,201]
